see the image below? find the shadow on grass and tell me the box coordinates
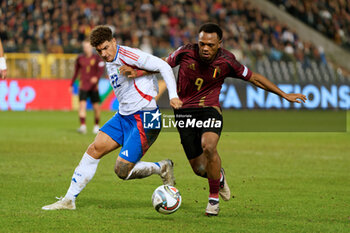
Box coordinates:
[78,197,209,217]
[79,197,150,210]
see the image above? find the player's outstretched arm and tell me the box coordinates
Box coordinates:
[249,72,307,103]
[118,56,170,78]
[118,54,182,109]
[119,54,171,78]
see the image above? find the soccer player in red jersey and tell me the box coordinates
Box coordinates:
[124,23,307,216]
[71,40,105,134]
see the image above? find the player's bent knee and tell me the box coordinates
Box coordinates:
[86,142,106,159]
[87,142,99,154]
[114,167,128,180]
[114,161,132,180]
[202,142,217,157]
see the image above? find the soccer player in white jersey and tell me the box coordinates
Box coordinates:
[42,26,183,210]
[0,39,6,79]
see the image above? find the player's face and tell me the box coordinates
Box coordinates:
[198,32,221,62]
[83,41,93,56]
[95,38,117,62]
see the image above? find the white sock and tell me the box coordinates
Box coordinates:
[126,161,161,180]
[64,153,100,200]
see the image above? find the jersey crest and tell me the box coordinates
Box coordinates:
[188,63,196,71]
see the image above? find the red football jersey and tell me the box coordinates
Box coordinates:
[167,44,252,108]
[71,54,105,91]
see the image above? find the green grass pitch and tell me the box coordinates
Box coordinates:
[0,110,349,233]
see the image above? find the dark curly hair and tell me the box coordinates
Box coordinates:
[198,23,223,40]
[90,25,113,47]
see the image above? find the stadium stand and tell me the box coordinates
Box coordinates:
[0,0,348,82]
[268,0,350,50]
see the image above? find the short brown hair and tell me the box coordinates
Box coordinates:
[90,25,113,47]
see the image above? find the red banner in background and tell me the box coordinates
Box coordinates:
[0,79,72,111]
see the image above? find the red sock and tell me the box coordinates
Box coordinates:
[95,117,99,125]
[79,117,86,125]
[208,178,220,199]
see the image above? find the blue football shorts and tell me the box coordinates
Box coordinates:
[100,108,161,163]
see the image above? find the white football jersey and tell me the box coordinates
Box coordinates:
[105,45,178,115]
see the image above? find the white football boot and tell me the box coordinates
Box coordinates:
[92,125,100,134]
[42,197,76,210]
[219,168,231,201]
[205,199,220,216]
[158,159,176,186]
[77,124,87,134]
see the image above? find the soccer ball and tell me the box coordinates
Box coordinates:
[151,185,182,214]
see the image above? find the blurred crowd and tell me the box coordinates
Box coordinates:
[0,0,328,67]
[270,0,350,49]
